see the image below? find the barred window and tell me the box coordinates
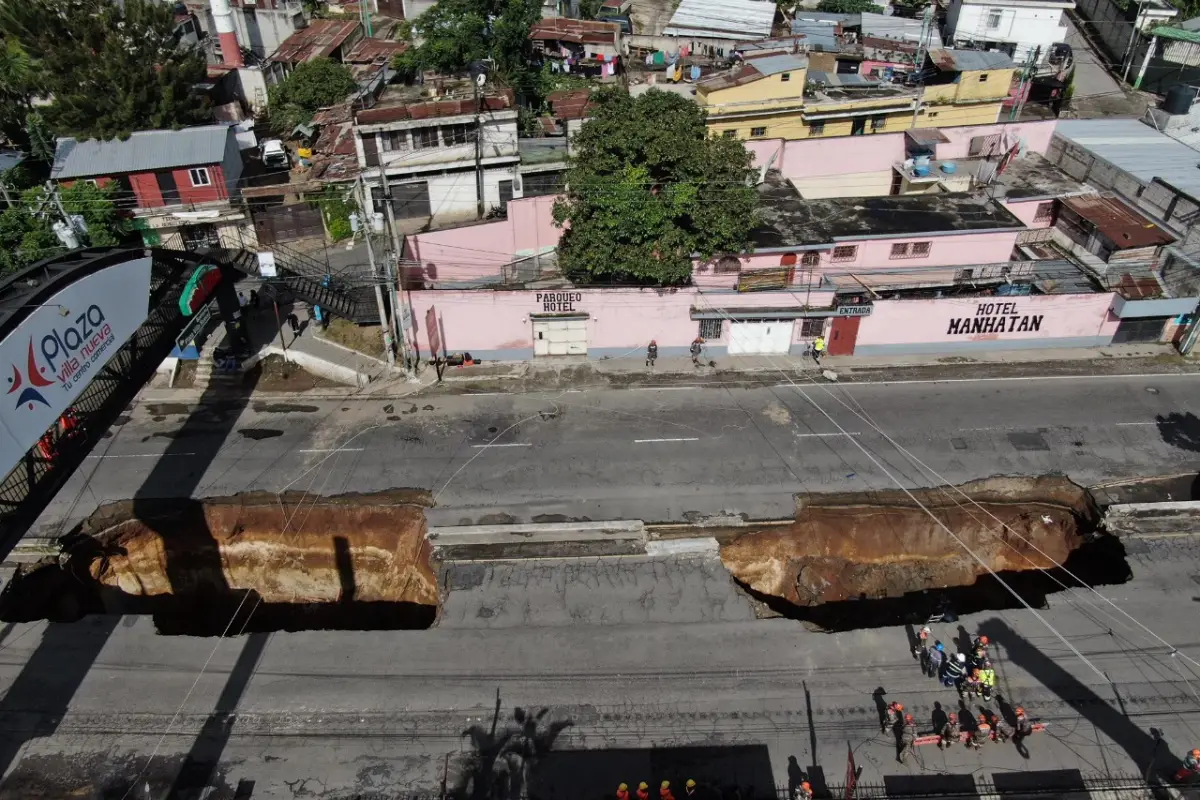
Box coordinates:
[1033,201,1055,222]
[699,319,723,339]
[800,318,824,337]
[831,245,858,262]
[801,251,820,267]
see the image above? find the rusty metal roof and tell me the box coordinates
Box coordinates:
[344,36,407,65]
[699,56,806,92]
[927,47,1014,72]
[547,88,595,120]
[271,19,361,64]
[355,86,516,125]
[1059,195,1176,250]
[529,17,620,44]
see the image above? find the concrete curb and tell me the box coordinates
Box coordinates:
[431,520,648,561]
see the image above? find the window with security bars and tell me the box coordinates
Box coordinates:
[699,319,723,339]
[800,318,824,337]
[413,127,439,149]
[890,241,931,259]
[801,251,820,267]
[1033,201,1055,222]
[831,245,858,262]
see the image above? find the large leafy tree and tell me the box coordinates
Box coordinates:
[392,0,543,86]
[267,57,358,134]
[815,0,885,11]
[0,0,209,141]
[0,182,129,275]
[553,89,759,286]
[0,37,38,150]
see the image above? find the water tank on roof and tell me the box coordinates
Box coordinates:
[941,162,957,174]
[913,164,932,177]
[1164,84,1194,116]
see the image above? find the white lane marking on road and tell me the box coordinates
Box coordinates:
[1116,421,1159,426]
[298,447,366,453]
[471,442,533,448]
[776,373,1200,388]
[632,386,702,391]
[634,437,700,443]
[85,453,196,458]
[794,432,862,438]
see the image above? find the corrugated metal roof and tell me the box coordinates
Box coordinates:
[663,0,776,40]
[860,12,924,43]
[0,149,25,174]
[1054,118,1200,198]
[51,125,230,179]
[790,21,840,51]
[928,47,1014,71]
[1059,194,1176,249]
[749,53,808,75]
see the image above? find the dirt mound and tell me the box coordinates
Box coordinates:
[1,490,439,633]
[720,476,1099,607]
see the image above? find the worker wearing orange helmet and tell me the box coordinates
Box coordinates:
[636,782,651,800]
[939,712,960,749]
[883,701,903,733]
[617,784,631,800]
[796,780,814,799]
[1175,749,1200,781]
[660,780,676,800]
[898,713,918,763]
[971,714,992,749]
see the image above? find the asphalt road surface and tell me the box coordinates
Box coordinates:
[4,372,1200,798]
[31,372,1200,538]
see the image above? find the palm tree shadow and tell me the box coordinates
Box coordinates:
[456,699,573,800]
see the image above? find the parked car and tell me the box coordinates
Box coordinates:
[260,139,290,171]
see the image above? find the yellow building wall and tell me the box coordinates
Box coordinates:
[953,68,1016,102]
[698,69,808,116]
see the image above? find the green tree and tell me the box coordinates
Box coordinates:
[0,0,210,140]
[266,57,358,134]
[553,89,759,286]
[816,0,884,12]
[0,37,39,150]
[0,182,129,275]
[392,0,543,86]
[579,0,604,19]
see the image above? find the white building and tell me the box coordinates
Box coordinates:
[943,0,1074,63]
[354,82,523,227]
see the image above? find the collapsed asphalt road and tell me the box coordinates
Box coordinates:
[30,373,1200,539]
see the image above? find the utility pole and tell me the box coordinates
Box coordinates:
[473,74,486,219]
[910,5,934,128]
[357,176,396,369]
[1122,0,1147,83]
[379,169,416,377]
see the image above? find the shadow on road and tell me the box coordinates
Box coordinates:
[1157,412,1200,452]
[977,618,1184,789]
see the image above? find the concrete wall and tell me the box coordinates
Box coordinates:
[405,287,838,360]
[404,195,559,285]
[945,1,1069,64]
[853,292,1120,355]
[1003,197,1057,228]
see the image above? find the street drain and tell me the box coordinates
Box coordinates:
[737,535,1131,633]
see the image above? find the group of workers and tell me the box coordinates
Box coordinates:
[616,779,706,800]
[885,630,1035,761]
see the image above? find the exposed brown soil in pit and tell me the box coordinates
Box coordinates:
[0,490,439,635]
[719,476,1104,609]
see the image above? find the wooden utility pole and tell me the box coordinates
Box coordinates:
[357,176,396,369]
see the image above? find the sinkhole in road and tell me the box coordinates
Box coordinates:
[736,534,1131,632]
[717,475,1133,632]
[0,491,440,635]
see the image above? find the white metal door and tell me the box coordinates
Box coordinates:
[727,320,792,355]
[532,317,587,356]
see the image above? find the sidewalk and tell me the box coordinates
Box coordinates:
[423,342,1199,394]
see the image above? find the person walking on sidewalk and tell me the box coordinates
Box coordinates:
[287,312,301,337]
[646,340,658,369]
[812,335,826,365]
[690,337,705,368]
